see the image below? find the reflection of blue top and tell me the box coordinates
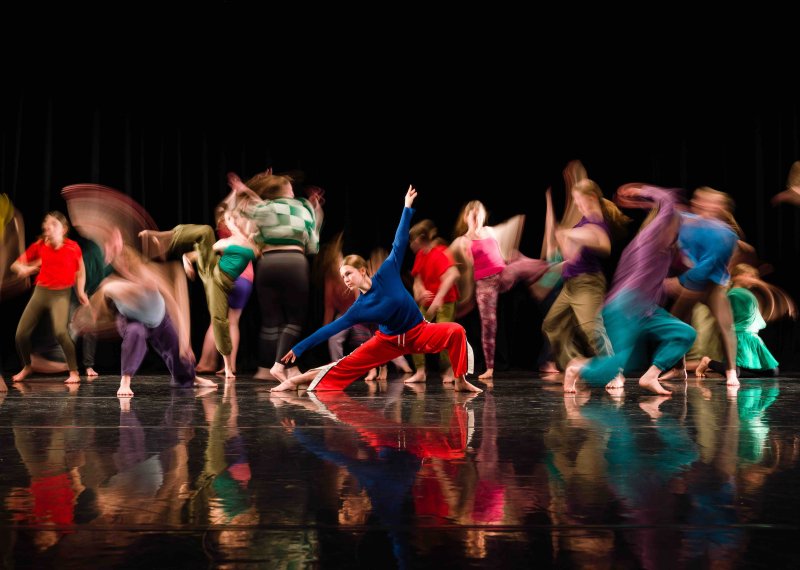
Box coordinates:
[292,207,422,357]
[293,428,420,569]
[678,213,737,291]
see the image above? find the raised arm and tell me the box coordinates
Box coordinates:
[382,186,417,274]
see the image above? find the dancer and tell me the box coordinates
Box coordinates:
[405,219,460,383]
[195,202,255,376]
[226,171,322,382]
[564,184,696,395]
[139,211,259,379]
[663,186,741,385]
[696,263,794,378]
[542,178,629,385]
[11,211,88,384]
[453,201,549,379]
[275,186,481,393]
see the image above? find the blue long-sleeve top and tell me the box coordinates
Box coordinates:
[291,207,423,358]
[678,212,738,291]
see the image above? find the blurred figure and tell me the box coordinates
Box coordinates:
[564,185,695,395]
[195,201,256,376]
[11,211,88,384]
[664,187,741,386]
[770,160,800,206]
[227,171,323,382]
[405,219,460,384]
[696,263,795,378]
[453,201,549,379]
[543,179,629,383]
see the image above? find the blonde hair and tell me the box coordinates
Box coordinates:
[693,186,744,238]
[572,179,631,240]
[246,173,293,200]
[341,254,369,273]
[453,200,487,237]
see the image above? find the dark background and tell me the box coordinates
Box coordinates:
[2,69,799,374]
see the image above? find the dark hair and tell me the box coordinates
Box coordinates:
[40,211,70,241]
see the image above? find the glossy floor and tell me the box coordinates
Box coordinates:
[1,373,799,569]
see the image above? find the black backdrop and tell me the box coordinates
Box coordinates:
[2,85,799,373]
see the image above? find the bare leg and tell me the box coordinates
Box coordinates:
[30,354,69,373]
[377,365,388,381]
[441,365,455,383]
[271,368,322,392]
[118,374,134,397]
[454,375,483,393]
[0,376,7,392]
[639,365,672,395]
[563,358,586,394]
[404,368,427,384]
[364,367,378,381]
[65,370,81,384]
[479,368,494,380]
[227,308,243,375]
[12,365,33,382]
[138,229,174,260]
[393,357,413,373]
[222,354,235,379]
[196,323,219,373]
[706,284,739,386]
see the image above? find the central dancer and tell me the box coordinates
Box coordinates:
[277,187,482,393]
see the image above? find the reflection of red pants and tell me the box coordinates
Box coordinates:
[309,320,473,391]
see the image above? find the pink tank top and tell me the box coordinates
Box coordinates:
[471,238,505,280]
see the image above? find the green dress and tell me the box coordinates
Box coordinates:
[728,287,778,370]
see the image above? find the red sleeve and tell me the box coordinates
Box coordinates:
[430,247,454,278]
[17,240,43,264]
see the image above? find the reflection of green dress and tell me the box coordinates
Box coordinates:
[729,287,778,370]
[738,384,779,463]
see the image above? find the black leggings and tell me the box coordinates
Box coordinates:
[707,359,779,378]
[256,250,309,367]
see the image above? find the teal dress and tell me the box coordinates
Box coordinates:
[728,287,778,370]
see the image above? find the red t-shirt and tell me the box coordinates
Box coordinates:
[411,245,458,305]
[18,238,82,289]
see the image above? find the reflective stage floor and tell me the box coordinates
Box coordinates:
[1,373,799,569]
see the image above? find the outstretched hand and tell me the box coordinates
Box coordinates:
[404,185,417,208]
[281,350,297,364]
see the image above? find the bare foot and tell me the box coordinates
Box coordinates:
[725,369,740,387]
[118,397,132,412]
[563,358,586,393]
[85,367,99,377]
[224,367,236,379]
[270,363,288,382]
[726,384,740,399]
[12,366,32,382]
[286,366,301,379]
[117,376,134,397]
[605,373,625,392]
[377,365,388,381]
[65,371,81,384]
[639,368,672,395]
[194,366,217,374]
[364,368,378,381]
[454,376,483,393]
[253,367,277,381]
[695,356,711,378]
[478,368,494,380]
[271,379,298,392]
[659,366,687,381]
[539,362,559,374]
[404,369,427,384]
[405,382,426,396]
[194,376,218,389]
[639,396,670,420]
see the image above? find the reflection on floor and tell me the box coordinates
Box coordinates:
[1,373,799,568]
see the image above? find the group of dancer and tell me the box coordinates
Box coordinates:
[1,160,797,397]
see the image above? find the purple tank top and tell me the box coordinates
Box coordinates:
[562,217,610,280]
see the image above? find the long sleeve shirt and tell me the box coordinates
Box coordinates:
[291,207,422,358]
